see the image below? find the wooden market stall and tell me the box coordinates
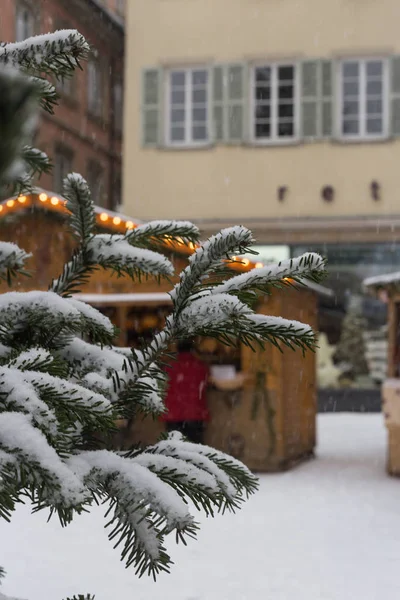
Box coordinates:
[0,190,328,472]
[365,272,400,476]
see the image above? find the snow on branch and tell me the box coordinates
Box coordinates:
[0,30,90,79]
[175,291,315,352]
[0,292,115,347]
[0,412,89,507]
[30,76,58,114]
[87,235,174,277]
[215,252,326,295]
[63,173,96,244]
[0,242,31,285]
[127,220,200,246]
[177,293,251,333]
[171,226,255,310]
[21,145,51,177]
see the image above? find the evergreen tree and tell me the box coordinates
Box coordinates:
[334,298,369,378]
[0,31,326,599]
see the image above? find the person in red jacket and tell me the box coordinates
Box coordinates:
[162,339,209,444]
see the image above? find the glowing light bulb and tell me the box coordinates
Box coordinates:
[100,212,109,222]
[0,205,3,212]
[18,195,27,203]
[6,200,15,208]
[255,262,264,269]
[39,193,48,202]
[125,220,134,229]
[50,196,59,206]
[113,216,121,225]
[242,258,250,266]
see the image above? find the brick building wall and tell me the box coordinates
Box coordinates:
[0,0,124,210]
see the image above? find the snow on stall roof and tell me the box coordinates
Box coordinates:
[364,270,400,288]
[74,292,172,305]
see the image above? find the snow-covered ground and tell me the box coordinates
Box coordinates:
[2,414,400,600]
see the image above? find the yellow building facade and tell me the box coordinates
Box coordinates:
[123,0,400,245]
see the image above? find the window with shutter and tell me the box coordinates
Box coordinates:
[87,59,103,118]
[87,159,105,207]
[301,60,319,139]
[15,2,35,42]
[54,146,73,194]
[212,65,224,142]
[321,60,333,138]
[337,58,389,141]
[165,67,210,147]
[251,62,299,144]
[142,68,162,147]
[226,64,247,143]
[390,55,400,136]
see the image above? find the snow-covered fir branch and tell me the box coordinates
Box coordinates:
[0,242,31,285]
[215,252,327,295]
[0,30,90,79]
[0,24,327,600]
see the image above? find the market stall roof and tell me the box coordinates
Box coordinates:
[364,271,400,291]
[75,292,172,306]
[0,188,333,296]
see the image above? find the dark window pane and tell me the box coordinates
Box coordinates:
[367,118,383,134]
[343,62,359,78]
[343,100,359,116]
[255,122,270,138]
[279,85,294,99]
[342,119,359,135]
[278,121,294,137]
[171,127,185,141]
[344,81,359,96]
[256,86,270,100]
[192,88,207,103]
[367,80,382,94]
[367,99,383,115]
[193,70,207,85]
[171,108,185,123]
[193,107,207,122]
[367,61,383,77]
[255,67,271,84]
[192,125,207,140]
[278,104,294,118]
[171,89,185,103]
[278,66,294,81]
[256,105,270,119]
[171,71,185,86]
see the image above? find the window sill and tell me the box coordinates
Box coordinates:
[333,134,390,145]
[248,137,302,147]
[162,142,215,151]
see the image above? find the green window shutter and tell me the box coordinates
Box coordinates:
[141,68,163,147]
[390,56,400,136]
[212,65,224,142]
[301,60,319,139]
[225,63,248,143]
[321,60,334,138]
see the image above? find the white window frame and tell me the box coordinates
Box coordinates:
[87,59,103,118]
[15,2,35,42]
[250,61,300,145]
[336,57,389,142]
[165,66,211,148]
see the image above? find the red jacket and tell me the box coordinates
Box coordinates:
[162,352,209,422]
